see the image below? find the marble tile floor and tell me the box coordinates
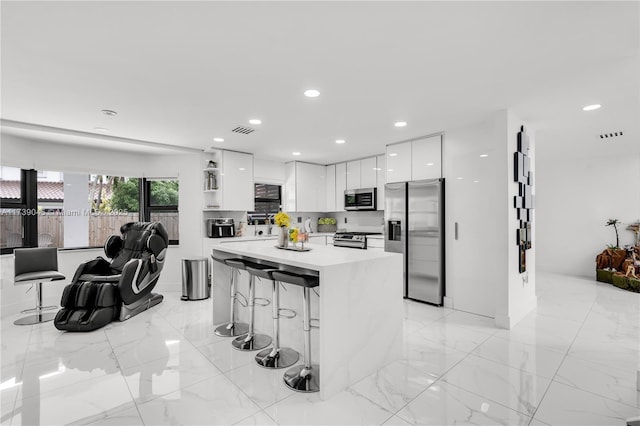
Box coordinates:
[1,272,639,425]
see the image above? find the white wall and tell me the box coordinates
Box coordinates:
[536,152,640,277]
[444,110,536,328]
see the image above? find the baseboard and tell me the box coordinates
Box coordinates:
[443,296,453,309]
[495,296,537,329]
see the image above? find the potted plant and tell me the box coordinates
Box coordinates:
[317,217,337,233]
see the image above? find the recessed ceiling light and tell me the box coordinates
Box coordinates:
[582,104,601,111]
[239,167,246,171]
[304,89,320,98]
[426,162,434,166]
[479,154,489,158]
[473,180,479,183]
[394,121,407,127]
[335,139,346,144]
[389,153,398,157]
[93,127,109,132]
[249,119,262,125]
[373,167,382,171]
[292,152,301,156]
[457,177,463,180]
[213,137,224,142]
[387,169,394,172]
[101,109,117,116]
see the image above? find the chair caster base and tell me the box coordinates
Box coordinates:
[283,364,320,393]
[14,312,57,325]
[232,333,271,351]
[214,322,249,337]
[255,347,299,369]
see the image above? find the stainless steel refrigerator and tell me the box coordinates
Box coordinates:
[384,179,444,304]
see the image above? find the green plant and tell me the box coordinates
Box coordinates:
[606,218,620,249]
[318,217,336,225]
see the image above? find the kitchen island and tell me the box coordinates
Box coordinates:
[211,241,403,400]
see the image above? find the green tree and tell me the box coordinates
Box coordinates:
[150,180,179,206]
[111,178,140,211]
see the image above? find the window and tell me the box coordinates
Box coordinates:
[36,172,141,249]
[143,179,179,244]
[1,167,37,253]
[253,184,281,214]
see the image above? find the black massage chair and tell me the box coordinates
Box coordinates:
[54,222,168,332]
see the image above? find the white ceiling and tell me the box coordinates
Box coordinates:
[1,1,638,163]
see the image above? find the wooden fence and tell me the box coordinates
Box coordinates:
[2,212,179,248]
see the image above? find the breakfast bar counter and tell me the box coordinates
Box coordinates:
[211,241,403,400]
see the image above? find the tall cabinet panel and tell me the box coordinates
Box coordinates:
[325,164,336,212]
[412,135,442,180]
[386,142,412,183]
[376,154,385,211]
[335,162,347,211]
[221,150,254,211]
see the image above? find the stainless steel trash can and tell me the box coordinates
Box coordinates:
[181,258,210,301]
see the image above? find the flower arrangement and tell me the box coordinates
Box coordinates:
[274,211,291,228]
[289,227,299,242]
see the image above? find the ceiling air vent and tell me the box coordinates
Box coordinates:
[599,131,623,139]
[232,126,255,135]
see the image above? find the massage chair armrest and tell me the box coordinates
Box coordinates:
[71,257,113,284]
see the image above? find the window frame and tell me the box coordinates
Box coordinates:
[142,178,179,245]
[1,169,38,254]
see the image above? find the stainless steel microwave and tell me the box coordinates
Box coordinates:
[344,188,377,211]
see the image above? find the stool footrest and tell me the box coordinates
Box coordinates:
[278,308,296,319]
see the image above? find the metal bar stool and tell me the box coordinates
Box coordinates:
[212,256,249,337]
[271,270,320,393]
[227,259,272,351]
[14,247,65,325]
[246,265,299,369]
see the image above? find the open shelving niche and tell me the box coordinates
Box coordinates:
[203,149,222,212]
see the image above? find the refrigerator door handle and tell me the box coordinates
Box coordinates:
[455,222,458,240]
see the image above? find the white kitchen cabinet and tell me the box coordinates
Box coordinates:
[346,160,361,190]
[386,141,412,183]
[325,164,336,212]
[411,135,442,180]
[221,150,254,211]
[285,162,326,212]
[376,154,385,210]
[360,156,377,188]
[335,162,346,211]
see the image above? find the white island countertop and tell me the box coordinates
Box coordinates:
[214,240,399,271]
[210,240,403,400]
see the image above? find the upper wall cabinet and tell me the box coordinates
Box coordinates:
[346,157,377,190]
[386,135,442,183]
[221,150,254,211]
[285,162,326,212]
[325,164,336,212]
[376,154,385,210]
[360,157,377,188]
[335,162,346,211]
[386,142,412,183]
[412,135,442,180]
[346,160,361,190]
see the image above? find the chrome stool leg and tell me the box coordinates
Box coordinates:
[214,268,249,337]
[256,281,299,369]
[232,274,271,351]
[283,287,319,392]
[14,282,57,325]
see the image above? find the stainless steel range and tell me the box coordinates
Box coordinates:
[333,232,382,249]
